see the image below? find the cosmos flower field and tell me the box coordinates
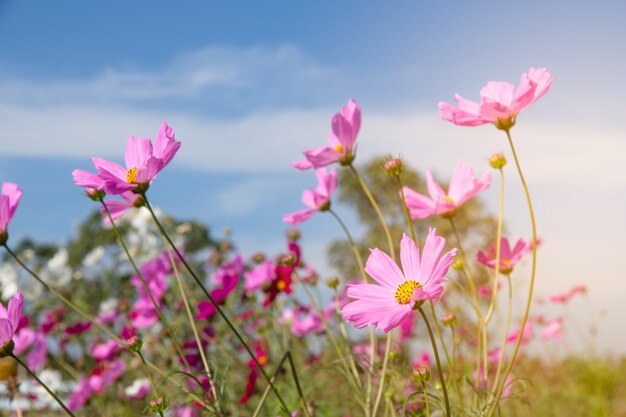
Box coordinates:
[0,67,623,416]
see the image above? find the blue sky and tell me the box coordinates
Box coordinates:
[1,1,625,352]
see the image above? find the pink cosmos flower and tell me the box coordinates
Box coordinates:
[439,67,553,130]
[0,182,23,241]
[403,162,491,219]
[542,317,563,341]
[0,291,24,353]
[342,229,457,333]
[292,99,361,170]
[476,237,533,274]
[73,122,181,195]
[284,167,337,225]
[13,327,48,370]
[91,340,120,362]
[244,260,275,292]
[506,322,533,346]
[100,192,143,223]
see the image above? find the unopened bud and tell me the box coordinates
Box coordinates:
[326,277,339,289]
[219,240,233,252]
[286,228,301,241]
[279,253,297,266]
[251,252,266,264]
[86,188,105,202]
[388,351,399,361]
[489,153,507,169]
[148,397,168,413]
[441,312,457,327]
[124,335,143,353]
[452,258,463,270]
[0,341,14,360]
[0,357,18,381]
[383,158,404,177]
[412,365,431,383]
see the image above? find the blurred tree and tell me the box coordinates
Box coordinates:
[327,156,500,282]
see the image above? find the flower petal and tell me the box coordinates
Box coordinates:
[364,248,404,289]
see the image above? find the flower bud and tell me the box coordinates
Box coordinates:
[124,335,143,353]
[286,228,301,241]
[388,351,399,362]
[489,153,507,169]
[452,258,463,270]
[0,357,18,381]
[384,158,404,177]
[0,340,14,358]
[412,365,431,383]
[86,188,105,202]
[251,252,266,264]
[148,397,168,413]
[441,312,457,327]
[279,253,297,267]
[326,277,339,289]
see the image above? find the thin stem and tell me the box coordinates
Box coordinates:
[491,274,513,394]
[252,352,290,417]
[448,218,481,315]
[163,242,221,410]
[372,333,393,417]
[428,301,463,413]
[484,168,505,323]
[333,289,364,390]
[2,244,211,410]
[140,194,291,415]
[286,352,312,417]
[422,382,431,417]
[487,129,538,416]
[11,354,76,417]
[138,352,165,417]
[417,306,451,417]
[349,164,395,260]
[101,203,192,372]
[328,209,367,281]
[396,176,416,241]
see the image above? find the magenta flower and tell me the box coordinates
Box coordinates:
[476,237,532,275]
[0,182,23,242]
[244,260,275,292]
[403,162,491,220]
[439,67,553,131]
[13,327,48,370]
[0,291,24,355]
[73,122,181,195]
[283,167,337,225]
[342,229,457,333]
[292,99,361,170]
[541,317,563,341]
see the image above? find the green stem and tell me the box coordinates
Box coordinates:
[140,194,291,415]
[487,129,538,416]
[252,352,290,417]
[349,164,395,260]
[448,218,481,316]
[138,352,165,417]
[101,203,192,372]
[372,333,393,417]
[484,168,505,324]
[491,274,513,395]
[2,244,211,410]
[11,354,76,417]
[417,305,451,417]
[286,352,312,417]
[396,176,416,242]
[422,382,431,417]
[328,209,367,282]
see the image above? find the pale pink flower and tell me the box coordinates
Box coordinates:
[100,192,143,223]
[13,328,48,370]
[91,340,120,362]
[0,182,23,240]
[506,322,533,345]
[342,230,457,333]
[74,122,180,195]
[476,237,532,274]
[403,162,491,219]
[439,67,553,130]
[292,99,361,170]
[283,167,337,225]
[542,318,563,341]
[0,290,23,353]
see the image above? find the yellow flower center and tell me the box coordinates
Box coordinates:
[276,280,286,291]
[334,144,344,153]
[126,167,139,184]
[394,280,420,305]
[258,356,268,366]
[442,195,455,205]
